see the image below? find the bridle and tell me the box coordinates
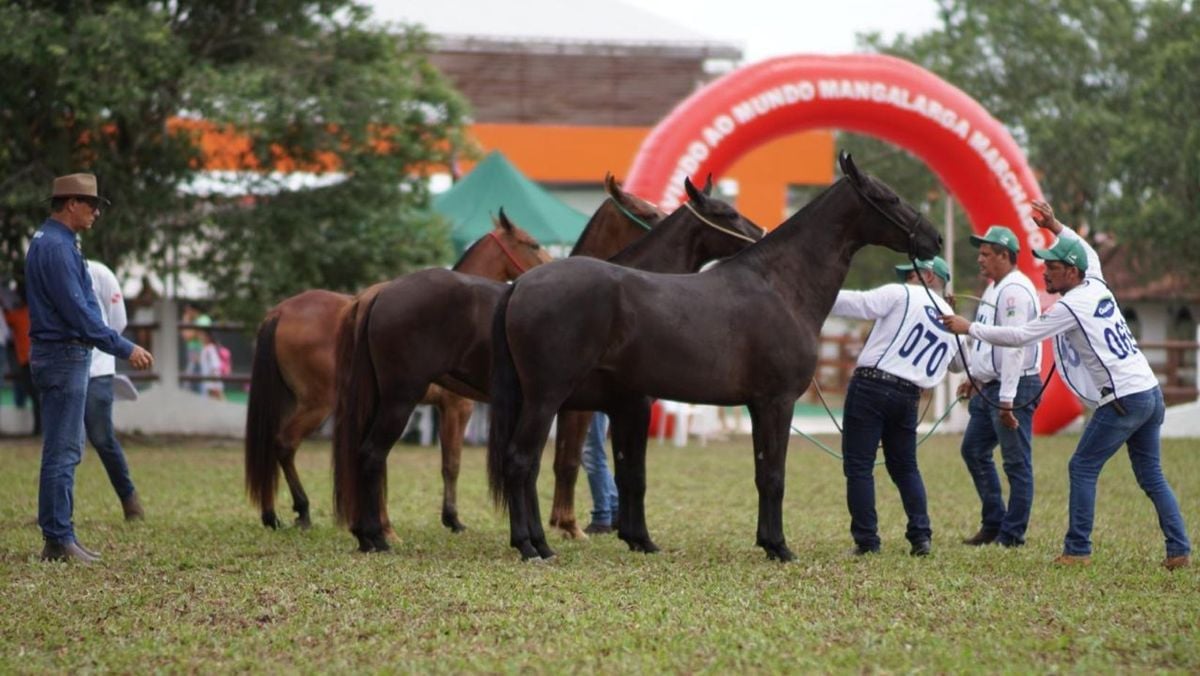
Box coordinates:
[843,176,924,253]
[608,196,656,232]
[487,230,533,275]
[682,201,759,243]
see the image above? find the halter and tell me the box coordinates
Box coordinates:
[487,230,532,275]
[682,201,759,243]
[844,176,924,253]
[608,196,655,232]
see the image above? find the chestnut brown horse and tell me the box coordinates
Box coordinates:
[244,210,550,529]
[334,176,763,552]
[244,180,663,530]
[487,153,943,561]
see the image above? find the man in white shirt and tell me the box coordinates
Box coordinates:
[85,260,143,520]
[957,225,1043,548]
[943,202,1190,570]
[832,256,961,557]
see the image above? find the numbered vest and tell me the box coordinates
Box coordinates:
[1052,280,1157,405]
[969,274,1042,379]
[871,286,957,389]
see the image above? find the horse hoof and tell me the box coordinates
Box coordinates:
[764,544,796,563]
[516,541,541,560]
[535,541,557,559]
[442,514,468,533]
[295,516,312,530]
[261,512,281,530]
[559,525,586,540]
[623,537,660,554]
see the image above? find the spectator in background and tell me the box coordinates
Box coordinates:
[84,259,144,521]
[198,329,225,400]
[181,303,211,393]
[3,285,39,435]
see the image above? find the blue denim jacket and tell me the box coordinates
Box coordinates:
[25,218,133,359]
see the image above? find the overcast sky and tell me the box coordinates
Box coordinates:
[620,0,943,62]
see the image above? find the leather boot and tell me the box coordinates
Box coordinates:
[122,492,145,521]
[41,540,99,564]
[961,528,998,546]
[73,540,103,560]
[1163,555,1191,571]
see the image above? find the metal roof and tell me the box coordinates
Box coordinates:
[366,0,742,58]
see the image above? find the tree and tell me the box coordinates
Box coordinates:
[0,1,470,322]
[856,0,1200,283]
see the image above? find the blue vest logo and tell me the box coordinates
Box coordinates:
[1094,298,1116,318]
[925,305,951,332]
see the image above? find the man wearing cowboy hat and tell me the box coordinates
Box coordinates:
[26,173,154,564]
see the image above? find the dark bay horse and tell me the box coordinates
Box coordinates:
[244,177,665,533]
[487,153,943,561]
[243,210,551,530]
[334,177,763,552]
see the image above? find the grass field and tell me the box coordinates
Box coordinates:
[1,433,1196,672]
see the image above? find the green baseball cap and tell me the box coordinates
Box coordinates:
[969,225,1020,253]
[895,256,951,282]
[1034,236,1089,271]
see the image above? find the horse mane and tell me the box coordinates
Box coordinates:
[452,233,490,272]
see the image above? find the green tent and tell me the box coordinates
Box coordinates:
[434,151,589,255]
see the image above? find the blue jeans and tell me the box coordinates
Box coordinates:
[581,413,618,526]
[1064,387,1190,558]
[85,375,136,500]
[960,376,1041,545]
[32,342,91,545]
[842,376,931,550]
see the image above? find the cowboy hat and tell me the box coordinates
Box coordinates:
[51,173,111,205]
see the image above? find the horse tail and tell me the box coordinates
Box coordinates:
[331,292,381,527]
[487,285,521,511]
[244,313,290,513]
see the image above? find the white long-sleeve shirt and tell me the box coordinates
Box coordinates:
[969,227,1157,405]
[87,260,127,379]
[833,282,961,389]
[964,268,1042,401]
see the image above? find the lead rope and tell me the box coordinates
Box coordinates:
[609,196,655,231]
[794,376,963,466]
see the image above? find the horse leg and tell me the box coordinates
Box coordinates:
[353,398,417,553]
[276,401,329,529]
[748,399,796,562]
[504,403,559,560]
[549,410,590,539]
[438,394,474,532]
[610,398,657,554]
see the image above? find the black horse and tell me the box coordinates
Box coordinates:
[488,152,943,561]
[333,177,762,553]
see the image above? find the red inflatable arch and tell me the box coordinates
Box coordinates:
[625,54,1079,433]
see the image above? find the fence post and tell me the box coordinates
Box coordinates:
[155,298,181,391]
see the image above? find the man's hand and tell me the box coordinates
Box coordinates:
[956,380,974,401]
[1031,200,1063,234]
[941,314,972,335]
[999,403,1019,430]
[128,345,154,370]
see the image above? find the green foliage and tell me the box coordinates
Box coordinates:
[0,435,1196,671]
[857,0,1200,284]
[0,2,469,322]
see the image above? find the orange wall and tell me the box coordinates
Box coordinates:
[467,123,834,229]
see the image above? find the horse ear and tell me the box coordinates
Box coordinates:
[684,176,707,205]
[497,207,514,231]
[839,151,863,185]
[604,172,620,198]
[702,173,714,196]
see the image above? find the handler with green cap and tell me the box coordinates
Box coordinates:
[942,201,1190,570]
[829,255,963,558]
[956,222,1044,549]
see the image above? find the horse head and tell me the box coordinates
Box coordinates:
[839,152,941,260]
[455,208,551,279]
[604,173,666,229]
[680,176,764,257]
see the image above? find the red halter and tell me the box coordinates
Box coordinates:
[487,230,531,275]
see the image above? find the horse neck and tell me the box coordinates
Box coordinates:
[732,187,866,324]
[453,238,512,281]
[607,210,709,273]
[570,201,646,259]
